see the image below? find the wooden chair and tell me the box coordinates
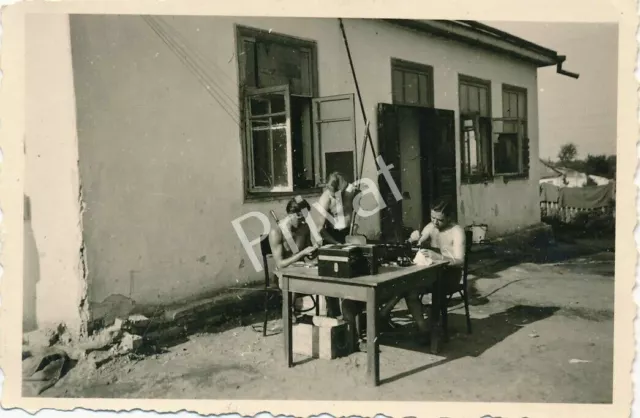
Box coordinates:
[258,233,276,336]
[440,228,473,340]
[256,233,319,337]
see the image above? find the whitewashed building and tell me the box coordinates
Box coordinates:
[25,16,577,332]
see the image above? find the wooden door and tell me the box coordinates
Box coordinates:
[419,108,458,225]
[376,103,404,242]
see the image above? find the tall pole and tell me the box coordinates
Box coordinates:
[338,18,399,240]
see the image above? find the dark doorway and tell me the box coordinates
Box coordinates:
[377,103,457,242]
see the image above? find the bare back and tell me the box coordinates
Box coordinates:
[319,186,357,231]
[269,222,311,265]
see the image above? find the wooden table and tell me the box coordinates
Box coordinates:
[279,261,448,386]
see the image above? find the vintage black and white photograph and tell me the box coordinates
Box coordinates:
[4,1,634,415]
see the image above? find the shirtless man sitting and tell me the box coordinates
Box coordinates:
[269,198,318,271]
[269,197,340,317]
[379,196,467,342]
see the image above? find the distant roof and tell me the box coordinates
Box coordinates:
[555,167,581,175]
[539,159,563,179]
[386,20,578,77]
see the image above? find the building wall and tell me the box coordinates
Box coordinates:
[68,15,541,308]
[25,14,87,336]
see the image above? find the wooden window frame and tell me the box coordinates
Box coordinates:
[237,26,359,201]
[236,25,319,97]
[390,58,435,108]
[495,84,529,179]
[312,94,357,187]
[236,25,323,200]
[244,85,294,193]
[502,84,528,136]
[458,74,493,184]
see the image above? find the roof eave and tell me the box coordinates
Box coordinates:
[386,19,572,71]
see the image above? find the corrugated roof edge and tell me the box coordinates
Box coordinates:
[457,21,558,56]
[383,19,579,78]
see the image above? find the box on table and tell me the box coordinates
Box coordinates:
[378,242,415,263]
[292,318,351,360]
[317,244,380,278]
[359,244,382,274]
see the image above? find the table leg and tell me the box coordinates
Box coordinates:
[366,288,380,386]
[430,271,442,355]
[282,277,293,367]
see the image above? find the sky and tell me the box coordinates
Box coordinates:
[484,22,618,161]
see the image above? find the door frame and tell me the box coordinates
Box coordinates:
[377,103,458,242]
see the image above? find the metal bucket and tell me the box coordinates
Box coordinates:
[469,224,488,244]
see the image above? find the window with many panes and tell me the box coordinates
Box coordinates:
[237,26,356,195]
[493,85,528,177]
[391,58,434,107]
[459,75,493,183]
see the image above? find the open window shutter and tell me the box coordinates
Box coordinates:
[245,85,293,192]
[517,120,529,178]
[377,103,403,242]
[312,94,356,185]
[522,136,530,178]
[472,114,481,176]
[459,118,467,182]
[478,115,493,178]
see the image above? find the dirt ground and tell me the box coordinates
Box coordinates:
[42,238,614,403]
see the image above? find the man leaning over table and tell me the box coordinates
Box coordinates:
[379,196,467,343]
[269,197,341,318]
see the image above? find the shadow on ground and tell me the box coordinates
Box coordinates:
[378,305,560,385]
[465,230,614,299]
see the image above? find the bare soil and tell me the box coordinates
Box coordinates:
[40,239,614,403]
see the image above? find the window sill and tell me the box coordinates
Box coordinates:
[496,173,529,182]
[461,175,494,185]
[244,187,324,203]
[462,173,530,186]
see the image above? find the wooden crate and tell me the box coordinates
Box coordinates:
[292,321,350,360]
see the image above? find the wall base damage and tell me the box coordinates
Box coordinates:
[24,14,89,341]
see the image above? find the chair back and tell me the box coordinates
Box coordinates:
[461,228,473,289]
[259,233,275,289]
[260,233,272,258]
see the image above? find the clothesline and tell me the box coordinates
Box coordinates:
[540,182,615,210]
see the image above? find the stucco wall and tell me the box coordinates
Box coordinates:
[458,79,541,236]
[69,15,541,308]
[25,14,87,336]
